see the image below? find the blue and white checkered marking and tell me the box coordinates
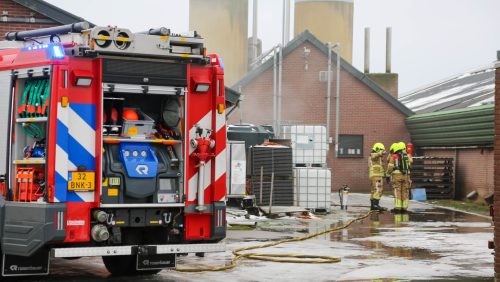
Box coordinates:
[55,102,96,202]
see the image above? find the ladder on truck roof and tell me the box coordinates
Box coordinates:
[3,22,207,61]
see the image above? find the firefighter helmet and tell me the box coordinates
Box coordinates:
[372,143,385,152]
[398,142,406,152]
[123,108,139,120]
[389,143,398,153]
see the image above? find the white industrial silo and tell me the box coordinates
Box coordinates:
[189,0,249,86]
[294,0,353,63]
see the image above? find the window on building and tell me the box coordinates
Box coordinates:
[338,135,363,158]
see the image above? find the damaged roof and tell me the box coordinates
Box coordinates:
[399,64,495,114]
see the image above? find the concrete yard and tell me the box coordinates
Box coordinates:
[22,194,493,282]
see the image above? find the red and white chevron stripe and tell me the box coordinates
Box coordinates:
[185,65,226,210]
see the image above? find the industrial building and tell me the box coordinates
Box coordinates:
[5,0,491,202]
[230,30,413,193]
[401,65,495,201]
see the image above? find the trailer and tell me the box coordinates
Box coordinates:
[0,22,227,277]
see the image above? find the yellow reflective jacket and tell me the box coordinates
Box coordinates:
[368,151,385,178]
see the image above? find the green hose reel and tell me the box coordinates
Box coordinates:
[18,79,50,118]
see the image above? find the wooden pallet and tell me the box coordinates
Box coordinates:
[411,157,455,199]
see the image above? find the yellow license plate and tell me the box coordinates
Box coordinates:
[68,172,95,191]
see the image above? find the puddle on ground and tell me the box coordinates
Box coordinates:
[247,206,492,267]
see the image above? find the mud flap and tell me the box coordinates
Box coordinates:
[136,253,176,270]
[2,249,49,276]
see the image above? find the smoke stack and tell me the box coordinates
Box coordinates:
[365,26,398,98]
[386,27,392,73]
[364,27,370,73]
[252,0,258,59]
[282,0,290,45]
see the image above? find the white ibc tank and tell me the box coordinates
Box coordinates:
[282,125,328,165]
[294,167,331,210]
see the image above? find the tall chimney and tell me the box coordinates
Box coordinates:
[282,0,290,45]
[366,26,398,98]
[386,27,392,73]
[364,27,370,73]
[252,0,258,60]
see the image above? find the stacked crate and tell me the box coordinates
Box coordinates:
[411,157,455,199]
[250,145,294,206]
[282,125,332,211]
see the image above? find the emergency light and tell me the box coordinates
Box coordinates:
[49,44,65,59]
[22,43,65,59]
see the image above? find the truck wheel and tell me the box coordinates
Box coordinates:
[102,255,161,276]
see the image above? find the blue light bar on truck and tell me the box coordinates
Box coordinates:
[21,43,65,60]
[50,44,65,59]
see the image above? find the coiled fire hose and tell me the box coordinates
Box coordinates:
[176,210,376,272]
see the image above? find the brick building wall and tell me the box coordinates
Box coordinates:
[422,148,494,200]
[494,62,500,279]
[231,40,410,193]
[0,0,58,39]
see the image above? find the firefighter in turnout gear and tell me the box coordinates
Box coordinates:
[386,142,413,213]
[368,143,387,211]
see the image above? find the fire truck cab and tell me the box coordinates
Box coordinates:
[0,22,226,276]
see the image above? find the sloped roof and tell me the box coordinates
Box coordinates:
[13,0,92,25]
[400,64,495,114]
[233,30,414,117]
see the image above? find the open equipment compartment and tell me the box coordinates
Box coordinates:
[101,86,186,205]
[8,67,51,203]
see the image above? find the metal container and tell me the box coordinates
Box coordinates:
[121,108,155,138]
[252,176,294,206]
[227,124,273,151]
[227,140,246,197]
[294,0,353,63]
[250,145,294,206]
[294,167,331,210]
[282,125,328,165]
[250,145,293,177]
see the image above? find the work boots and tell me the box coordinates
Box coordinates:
[391,208,402,213]
[371,199,387,212]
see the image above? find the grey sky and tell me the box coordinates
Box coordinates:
[46,0,500,94]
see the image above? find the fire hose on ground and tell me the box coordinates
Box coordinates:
[175,210,377,272]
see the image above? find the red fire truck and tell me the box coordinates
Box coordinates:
[0,22,226,277]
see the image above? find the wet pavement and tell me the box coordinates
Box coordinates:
[16,194,494,281]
